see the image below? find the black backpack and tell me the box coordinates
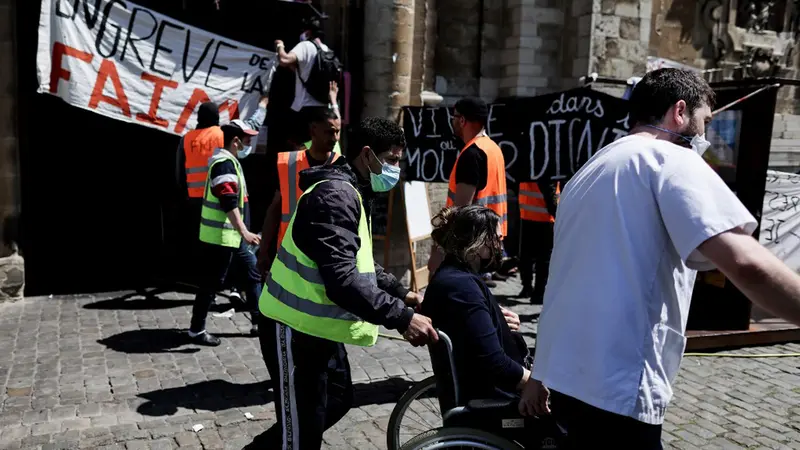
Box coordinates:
[300,41,342,104]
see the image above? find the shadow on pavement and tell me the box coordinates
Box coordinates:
[138,379,273,416]
[241,377,416,449]
[136,377,413,419]
[98,329,252,354]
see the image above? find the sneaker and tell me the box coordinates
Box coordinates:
[492,272,509,282]
[188,331,221,346]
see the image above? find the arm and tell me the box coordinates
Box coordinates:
[452,145,483,206]
[698,229,800,326]
[275,40,298,68]
[293,183,414,331]
[242,96,268,131]
[257,191,282,273]
[329,81,340,120]
[536,179,558,218]
[375,262,411,301]
[454,284,526,391]
[175,136,187,197]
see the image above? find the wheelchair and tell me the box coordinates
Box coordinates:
[397,330,563,450]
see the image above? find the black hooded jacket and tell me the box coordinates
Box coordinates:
[291,159,414,332]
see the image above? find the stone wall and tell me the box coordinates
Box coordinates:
[0,0,19,258]
[770,114,800,171]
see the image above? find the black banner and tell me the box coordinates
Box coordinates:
[403,88,632,183]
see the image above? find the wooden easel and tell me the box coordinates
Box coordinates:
[399,182,433,292]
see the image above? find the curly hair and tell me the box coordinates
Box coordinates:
[431,205,502,268]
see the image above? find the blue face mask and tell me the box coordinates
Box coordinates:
[237,145,253,159]
[368,149,401,192]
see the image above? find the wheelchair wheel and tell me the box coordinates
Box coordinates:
[399,427,524,449]
[387,376,441,450]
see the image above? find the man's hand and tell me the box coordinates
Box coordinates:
[404,292,424,309]
[500,306,520,331]
[403,313,439,347]
[259,94,269,108]
[329,81,339,104]
[519,379,551,417]
[243,231,261,247]
[274,40,285,51]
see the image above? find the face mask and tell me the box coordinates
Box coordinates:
[367,149,401,192]
[237,144,253,159]
[299,32,308,42]
[646,125,711,156]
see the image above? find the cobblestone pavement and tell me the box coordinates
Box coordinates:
[2,276,800,449]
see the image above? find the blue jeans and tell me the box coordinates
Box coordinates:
[190,239,262,333]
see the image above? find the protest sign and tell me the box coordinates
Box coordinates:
[37,0,276,135]
[761,170,800,272]
[403,88,631,183]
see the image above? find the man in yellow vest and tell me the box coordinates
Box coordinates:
[253,117,437,450]
[518,180,559,304]
[427,97,508,285]
[188,120,263,346]
[257,106,342,276]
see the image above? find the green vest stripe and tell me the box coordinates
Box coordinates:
[264,279,362,321]
[276,247,324,284]
[259,179,381,347]
[200,217,235,230]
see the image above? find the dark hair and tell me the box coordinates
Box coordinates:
[347,117,406,162]
[197,102,219,129]
[431,205,501,267]
[454,97,489,127]
[221,124,245,148]
[629,69,716,126]
[302,16,325,40]
[309,106,339,124]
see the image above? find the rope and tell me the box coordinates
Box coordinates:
[684,352,800,358]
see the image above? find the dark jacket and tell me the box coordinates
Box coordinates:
[536,179,559,219]
[422,257,529,401]
[291,160,414,332]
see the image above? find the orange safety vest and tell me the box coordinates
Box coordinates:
[446,135,508,236]
[519,181,560,223]
[184,127,225,198]
[277,150,341,246]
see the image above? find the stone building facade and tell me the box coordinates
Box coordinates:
[358,0,800,278]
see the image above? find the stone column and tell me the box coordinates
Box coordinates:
[499,0,567,98]
[362,0,394,118]
[0,0,20,257]
[390,0,415,119]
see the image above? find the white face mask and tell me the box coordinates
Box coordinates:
[689,134,711,157]
[237,145,253,159]
[646,125,711,156]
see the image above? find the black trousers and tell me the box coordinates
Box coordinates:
[550,391,663,449]
[189,240,261,333]
[256,316,353,450]
[519,220,554,297]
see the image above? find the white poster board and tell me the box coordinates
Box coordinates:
[404,181,432,240]
[760,170,800,272]
[37,0,275,135]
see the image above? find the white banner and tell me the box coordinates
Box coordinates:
[761,170,800,271]
[37,0,275,135]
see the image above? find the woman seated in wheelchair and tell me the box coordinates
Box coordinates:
[422,205,562,449]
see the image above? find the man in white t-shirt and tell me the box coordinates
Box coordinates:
[275,17,335,143]
[519,68,800,448]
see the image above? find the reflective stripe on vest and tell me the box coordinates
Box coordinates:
[184,127,224,198]
[277,150,341,247]
[446,135,509,236]
[260,180,380,347]
[198,153,245,248]
[519,181,559,223]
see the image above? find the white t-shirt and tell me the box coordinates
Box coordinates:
[289,40,329,112]
[532,134,757,425]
